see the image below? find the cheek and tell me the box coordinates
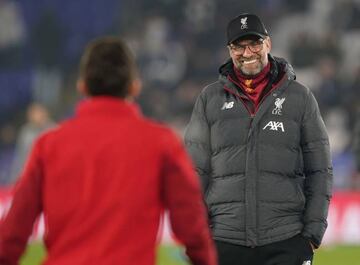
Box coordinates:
[230,54,241,64]
[260,52,269,64]
[230,52,238,60]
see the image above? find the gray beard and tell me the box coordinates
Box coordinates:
[232,56,267,77]
[237,62,264,76]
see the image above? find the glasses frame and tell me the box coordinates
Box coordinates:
[228,38,265,54]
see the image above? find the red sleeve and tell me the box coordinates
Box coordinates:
[161,131,217,265]
[0,140,43,265]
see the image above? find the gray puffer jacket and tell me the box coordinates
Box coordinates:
[184,56,333,247]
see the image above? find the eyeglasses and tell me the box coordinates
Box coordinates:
[228,39,265,54]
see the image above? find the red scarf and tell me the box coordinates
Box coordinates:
[233,62,271,107]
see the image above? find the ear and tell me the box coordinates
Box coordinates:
[227,45,232,56]
[265,37,272,52]
[77,79,89,96]
[127,78,142,100]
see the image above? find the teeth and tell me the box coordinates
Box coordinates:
[243,59,256,64]
[242,59,257,64]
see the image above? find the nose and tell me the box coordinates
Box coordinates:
[242,46,254,57]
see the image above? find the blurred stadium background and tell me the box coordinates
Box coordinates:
[0,0,359,264]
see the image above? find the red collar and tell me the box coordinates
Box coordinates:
[76,96,141,118]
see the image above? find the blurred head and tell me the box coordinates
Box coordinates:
[226,13,271,76]
[78,36,141,99]
[27,103,51,126]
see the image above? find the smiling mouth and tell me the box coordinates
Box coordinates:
[242,59,258,65]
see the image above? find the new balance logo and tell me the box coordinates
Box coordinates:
[302,261,311,265]
[221,101,234,110]
[263,121,285,132]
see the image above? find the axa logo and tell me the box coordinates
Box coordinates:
[263,121,285,132]
[272,97,285,115]
[221,101,234,110]
[240,17,248,29]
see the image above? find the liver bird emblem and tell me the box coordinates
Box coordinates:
[275,98,285,109]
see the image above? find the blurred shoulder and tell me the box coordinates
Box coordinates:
[140,118,180,141]
[34,121,68,144]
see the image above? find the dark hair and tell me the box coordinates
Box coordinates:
[79,36,137,98]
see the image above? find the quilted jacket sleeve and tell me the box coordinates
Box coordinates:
[184,93,211,193]
[300,90,333,247]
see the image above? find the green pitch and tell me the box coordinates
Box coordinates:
[314,245,360,265]
[20,243,360,265]
[20,243,189,265]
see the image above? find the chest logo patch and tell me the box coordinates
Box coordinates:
[221,101,234,110]
[272,97,285,115]
[263,121,285,132]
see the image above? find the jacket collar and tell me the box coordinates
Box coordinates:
[218,55,296,95]
[76,96,141,118]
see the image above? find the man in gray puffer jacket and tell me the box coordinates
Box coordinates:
[185,13,333,265]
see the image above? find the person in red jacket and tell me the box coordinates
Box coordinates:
[0,37,217,265]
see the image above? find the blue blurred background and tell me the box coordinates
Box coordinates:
[0,0,359,242]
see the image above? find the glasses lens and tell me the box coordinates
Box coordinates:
[230,39,264,53]
[248,40,264,52]
[230,45,244,53]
